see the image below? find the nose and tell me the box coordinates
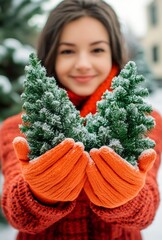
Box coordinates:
[75,52,92,72]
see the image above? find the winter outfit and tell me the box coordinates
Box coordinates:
[0,65,162,240]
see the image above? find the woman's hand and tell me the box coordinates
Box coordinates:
[84,146,156,208]
[13,137,88,205]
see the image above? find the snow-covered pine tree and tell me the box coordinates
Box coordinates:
[20,54,155,165]
[0,0,50,122]
[86,61,155,166]
[20,53,93,160]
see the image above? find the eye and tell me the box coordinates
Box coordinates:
[92,48,105,53]
[60,49,74,54]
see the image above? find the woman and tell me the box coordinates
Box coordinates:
[0,0,162,239]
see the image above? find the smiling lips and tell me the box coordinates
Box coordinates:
[71,75,96,83]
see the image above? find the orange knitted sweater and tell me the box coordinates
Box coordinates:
[0,66,162,240]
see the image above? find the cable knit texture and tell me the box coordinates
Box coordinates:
[0,65,162,240]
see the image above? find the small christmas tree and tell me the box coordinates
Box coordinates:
[86,61,155,165]
[20,53,92,159]
[20,54,155,166]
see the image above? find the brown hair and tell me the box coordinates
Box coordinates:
[37,0,126,78]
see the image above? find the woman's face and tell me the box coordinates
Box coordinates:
[55,16,112,96]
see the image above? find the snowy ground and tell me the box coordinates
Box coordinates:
[0,88,162,240]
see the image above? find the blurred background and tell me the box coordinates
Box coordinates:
[0,0,162,239]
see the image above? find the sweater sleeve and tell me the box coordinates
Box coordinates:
[0,114,76,234]
[89,110,162,230]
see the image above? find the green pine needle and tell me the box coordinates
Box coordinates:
[20,54,155,165]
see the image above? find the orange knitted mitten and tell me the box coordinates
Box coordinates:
[84,146,156,208]
[13,137,88,205]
